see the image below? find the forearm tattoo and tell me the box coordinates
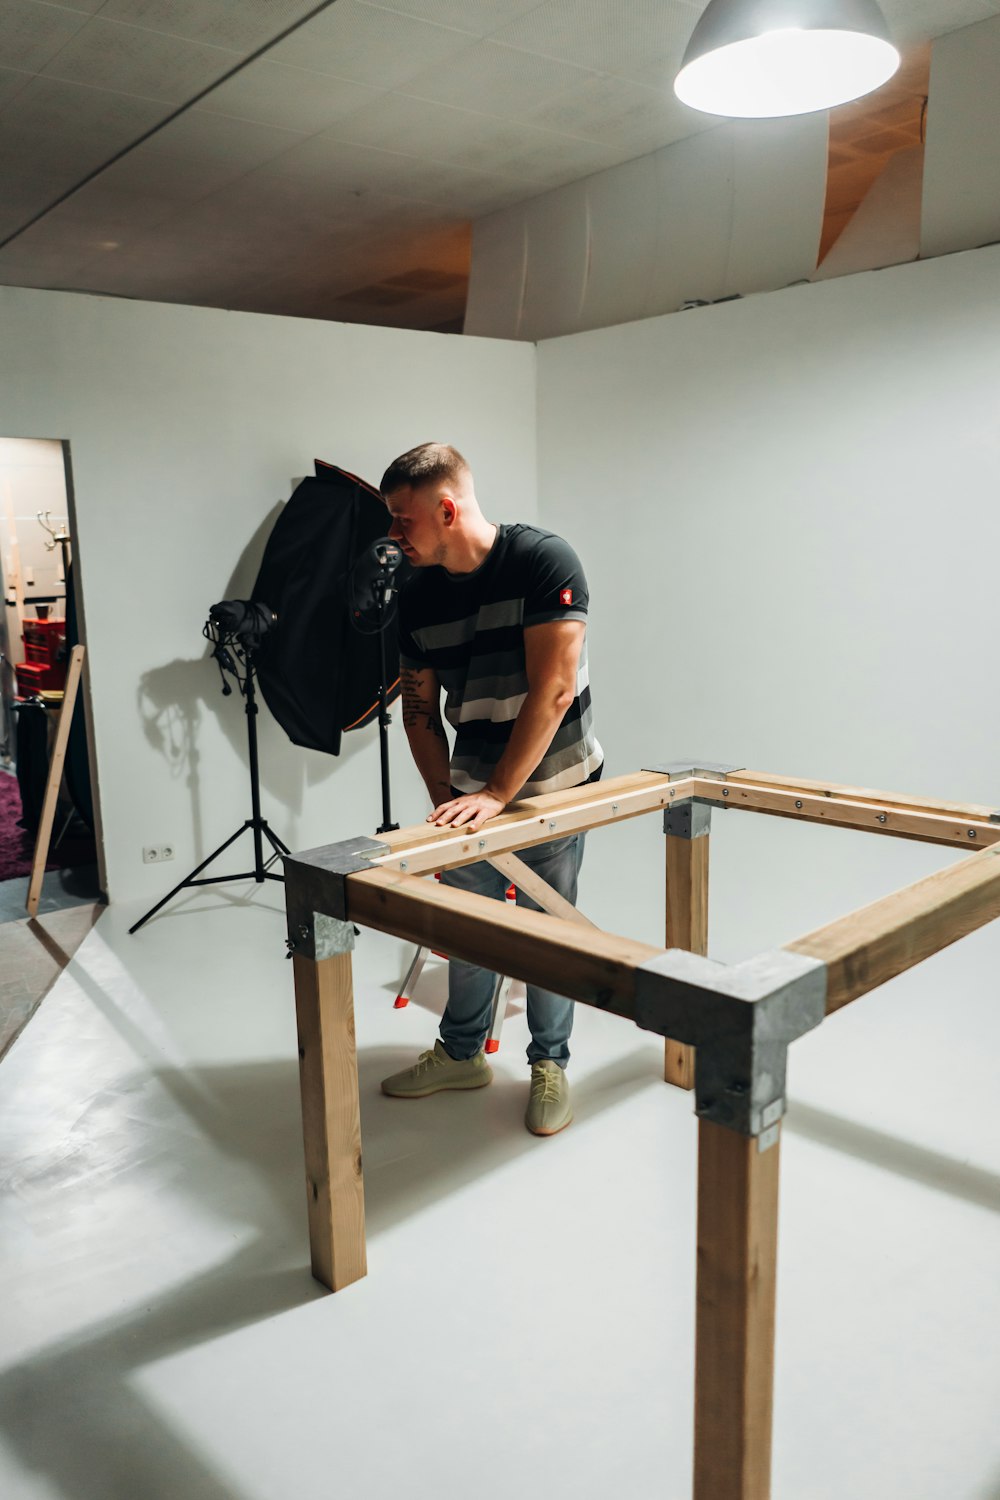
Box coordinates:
[400,667,422,730]
[400,666,447,739]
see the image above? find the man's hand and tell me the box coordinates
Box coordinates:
[427,790,505,831]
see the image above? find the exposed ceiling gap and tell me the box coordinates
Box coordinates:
[818,44,931,266]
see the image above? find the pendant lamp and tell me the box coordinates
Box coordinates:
[674,0,900,117]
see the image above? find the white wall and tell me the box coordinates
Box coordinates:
[536,245,1000,972]
[922,13,1000,259]
[465,114,828,340]
[0,286,535,901]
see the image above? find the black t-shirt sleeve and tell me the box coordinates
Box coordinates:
[522,532,590,627]
[396,583,428,667]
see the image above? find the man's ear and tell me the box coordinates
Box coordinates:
[440,495,457,526]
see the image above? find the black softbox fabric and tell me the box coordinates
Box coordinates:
[250,462,404,757]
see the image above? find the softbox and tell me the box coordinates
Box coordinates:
[250,461,406,757]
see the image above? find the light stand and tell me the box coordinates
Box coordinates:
[350,539,404,836]
[129,626,290,935]
[374,575,398,835]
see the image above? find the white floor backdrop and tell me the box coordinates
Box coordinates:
[2,837,999,1500]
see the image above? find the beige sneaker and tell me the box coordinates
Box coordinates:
[381,1039,493,1099]
[525,1060,573,1136]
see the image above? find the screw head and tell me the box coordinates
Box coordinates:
[611,803,619,814]
[795,800,803,810]
[298,924,309,939]
[968,828,977,839]
[877,814,887,824]
[669,789,676,798]
[548,821,557,832]
[478,838,486,850]
[722,788,729,797]
[400,861,408,871]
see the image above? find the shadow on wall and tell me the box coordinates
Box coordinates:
[136,503,369,864]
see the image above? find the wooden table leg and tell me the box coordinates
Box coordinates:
[664,829,709,1088]
[292,950,367,1291]
[694,1119,781,1500]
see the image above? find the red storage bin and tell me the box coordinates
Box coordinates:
[23,618,66,667]
[15,659,66,695]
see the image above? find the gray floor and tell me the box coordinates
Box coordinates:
[1,866,999,1500]
[0,763,102,925]
[0,865,101,924]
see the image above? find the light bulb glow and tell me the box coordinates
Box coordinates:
[675,27,900,117]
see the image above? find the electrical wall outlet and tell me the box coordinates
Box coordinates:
[142,845,175,864]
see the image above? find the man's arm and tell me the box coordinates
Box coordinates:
[428,619,585,830]
[400,664,453,808]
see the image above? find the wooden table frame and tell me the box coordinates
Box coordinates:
[283,761,1000,1500]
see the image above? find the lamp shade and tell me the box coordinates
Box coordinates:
[675,0,899,117]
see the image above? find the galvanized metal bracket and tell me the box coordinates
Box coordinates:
[635,948,827,1140]
[663,800,713,839]
[284,834,385,957]
[642,759,745,780]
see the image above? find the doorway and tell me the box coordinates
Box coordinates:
[0,436,104,927]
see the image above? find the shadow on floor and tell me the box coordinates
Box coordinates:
[0,1036,662,1500]
[785,1099,1000,1215]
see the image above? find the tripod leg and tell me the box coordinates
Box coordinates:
[129,822,252,934]
[261,822,293,857]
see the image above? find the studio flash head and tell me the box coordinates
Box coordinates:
[208,598,277,651]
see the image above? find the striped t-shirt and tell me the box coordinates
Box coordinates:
[397,523,603,797]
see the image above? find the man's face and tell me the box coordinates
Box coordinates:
[384,484,448,567]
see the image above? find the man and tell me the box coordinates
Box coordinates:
[378,442,602,1136]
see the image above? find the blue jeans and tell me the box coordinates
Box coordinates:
[438,832,586,1069]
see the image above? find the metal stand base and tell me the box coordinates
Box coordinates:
[128,817,290,934]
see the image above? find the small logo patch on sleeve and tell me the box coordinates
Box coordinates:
[560,588,573,605]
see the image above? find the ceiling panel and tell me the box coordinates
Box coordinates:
[880,0,1000,44]
[196,57,379,132]
[96,110,309,199]
[248,138,532,214]
[96,0,329,50]
[0,172,88,243]
[39,17,243,103]
[362,0,547,36]
[0,63,42,110]
[323,90,620,182]
[268,1,475,86]
[0,77,169,232]
[0,75,169,154]
[0,2,91,73]
[525,71,707,153]
[491,0,701,79]
[400,39,597,117]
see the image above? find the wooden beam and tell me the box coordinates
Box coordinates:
[292,952,367,1292]
[367,773,696,876]
[701,774,1000,848]
[487,850,595,926]
[729,768,998,823]
[694,1119,781,1500]
[785,841,1000,1014]
[663,833,709,1090]
[346,865,660,1018]
[27,644,85,919]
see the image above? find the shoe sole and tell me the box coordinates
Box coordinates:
[381,1074,493,1099]
[526,1110,574,1137]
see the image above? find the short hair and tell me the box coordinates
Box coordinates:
[380,443,470,496]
